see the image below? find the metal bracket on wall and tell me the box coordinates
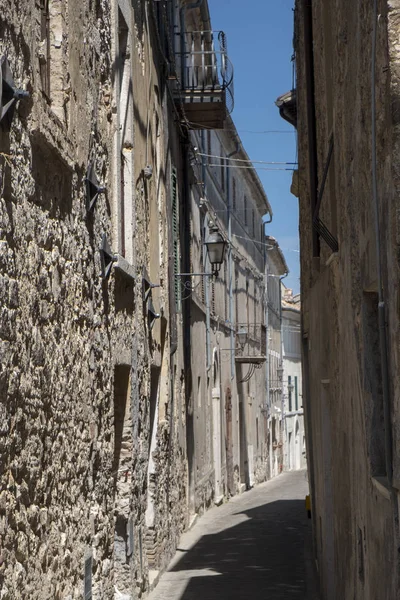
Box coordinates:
[238,363,257,384]
[142,267,161,330]
[142,268,160,302]
[99,234,117,279]
[312,134,339,253]
[0,56,29,131]
[85,162,106,211]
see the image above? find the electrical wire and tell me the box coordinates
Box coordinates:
[205,163,296,171]
[186,121,296,134]
[232,233,300,254]
[196,152,297,166]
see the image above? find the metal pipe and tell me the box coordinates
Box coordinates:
[226,138,240,380]
[201,130,212,370]
[264,212,272,225]
[371,0,393,486]
[265,264,270,414]
[279,272,289,428]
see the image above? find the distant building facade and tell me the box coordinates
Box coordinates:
[187,115,272,506]
[281,285,305,472]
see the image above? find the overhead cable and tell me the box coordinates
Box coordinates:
[197,152,297,165]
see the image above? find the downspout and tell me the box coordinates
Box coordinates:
[302,0,319,257]
[264,212,272,225]
[226,138,240,380]
[279,272,289,469]
[201,130,211,370]
[371,0,393,486]
[265,253,270,416]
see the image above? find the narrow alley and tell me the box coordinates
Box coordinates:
[148,471,316,600]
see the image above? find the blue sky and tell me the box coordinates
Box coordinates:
[208,0,299,293]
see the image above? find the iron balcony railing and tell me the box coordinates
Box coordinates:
[177,30,234,113]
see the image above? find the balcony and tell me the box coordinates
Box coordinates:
[173,30,234,129]
[235,324,267,365]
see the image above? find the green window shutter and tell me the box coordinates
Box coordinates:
[295,376,298,411]
[288,375,292,412]
[171,167,181,313]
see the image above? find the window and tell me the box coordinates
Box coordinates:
[38,0,66,121]
[295,376,298,411]
[288,375,292,412]
[207,129,211,156]
[232,177,236,211]
[38,0,50,97]
[112,9,134,263]
[244,195,248,226]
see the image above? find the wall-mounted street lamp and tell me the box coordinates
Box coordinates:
[175,223,227,280]
[204,225,227,275]
[237,326,248,350]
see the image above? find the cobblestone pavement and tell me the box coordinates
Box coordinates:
[148,470,318,600]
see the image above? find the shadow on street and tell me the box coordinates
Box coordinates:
[170,499,307,600]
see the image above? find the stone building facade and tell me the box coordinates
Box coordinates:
[292,0,400,598]
[0,0,281,598]
[186,116,272,509]
[0,1,187,598]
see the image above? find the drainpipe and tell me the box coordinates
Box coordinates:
[226,137,240,380]
[371,0,393,487]
[279,272,289,467]
[265,264,270,415]
[201,130,212,370]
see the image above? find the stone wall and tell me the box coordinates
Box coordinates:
[0,1,188,598]
[295,1,400,598]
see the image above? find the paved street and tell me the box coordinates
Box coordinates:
[148,470,317,600]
